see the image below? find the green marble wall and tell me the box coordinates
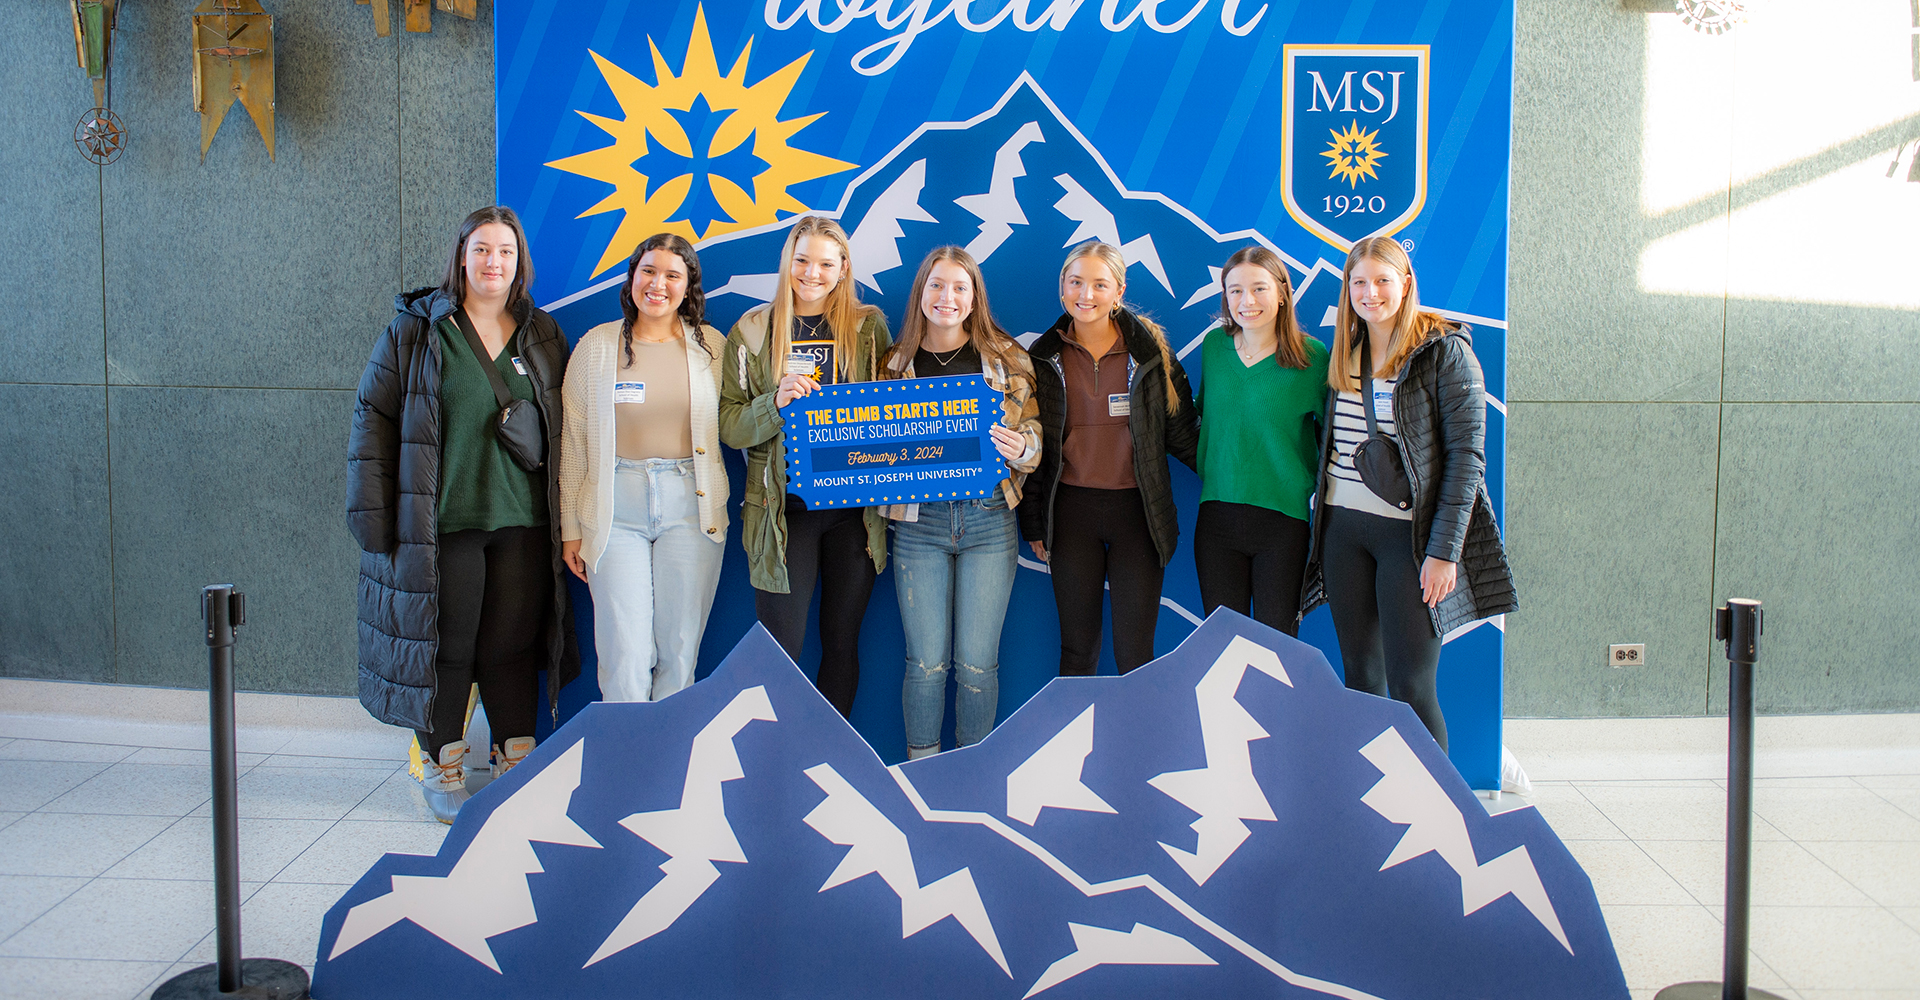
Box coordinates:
[0,1,492,695]
[1504,0,1920,715]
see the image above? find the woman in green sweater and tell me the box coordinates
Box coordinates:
[1193,245,1329,635]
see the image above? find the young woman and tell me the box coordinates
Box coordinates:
[347,206,577,822]
[1301,236,1517,750]
[879,247,1041,758]
[1019,240,1198,676]
[559,234,728,704]
[719,216,891,717]
[1193,246,1329,635]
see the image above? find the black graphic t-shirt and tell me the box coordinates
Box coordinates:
[913,342,981,378]
[789,314,838,386]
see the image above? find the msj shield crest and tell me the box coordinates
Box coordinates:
[1282,45,1429,251]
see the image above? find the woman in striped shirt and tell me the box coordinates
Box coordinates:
[1302,237,1514,751]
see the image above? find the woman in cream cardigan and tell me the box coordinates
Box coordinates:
[560,234,728,702]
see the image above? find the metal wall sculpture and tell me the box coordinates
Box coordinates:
[70,0,126,165]
[353,0,475,38]
[192,0,275,161]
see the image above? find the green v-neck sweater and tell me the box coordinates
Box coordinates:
[436,319,548,534]
[1195,327,1330,522]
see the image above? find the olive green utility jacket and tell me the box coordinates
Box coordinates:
[718,304,892,593]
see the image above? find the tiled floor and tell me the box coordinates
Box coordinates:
[1,679,1916,1000]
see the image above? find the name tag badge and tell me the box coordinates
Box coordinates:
[613,381,646,405]
[1107,393,1131,417]
[510,356,529,377]
[785,352,816,377]
[1372,389,1393,422]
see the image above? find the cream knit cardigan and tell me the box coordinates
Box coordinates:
[559,318,729,572]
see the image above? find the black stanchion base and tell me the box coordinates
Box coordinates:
[152,959,310,1000]
[1655,983,1788,1000]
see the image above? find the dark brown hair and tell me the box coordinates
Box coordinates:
[618,233,712,364]
[881,246,1022,378]
[1218,245,1311,370]
[440,206,535,315]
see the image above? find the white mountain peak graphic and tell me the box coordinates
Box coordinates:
[954,120,1047,263]
[329,738,603,971]
[804,761,1012,976]
[586,685,779,966]
[1360,726,1573,953]
[1148,636,1295,885]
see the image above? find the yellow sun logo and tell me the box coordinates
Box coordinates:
[545,7,856,277]
[1320,120,1388,188]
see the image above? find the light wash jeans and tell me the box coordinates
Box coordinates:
[892,499,1018,753]
[586,458,722,702]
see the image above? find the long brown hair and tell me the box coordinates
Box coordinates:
[881,246,1022,378]
[618,233,712,365]
[1328,236,1449,393]
[1218,245,1310,369]
[1059,241,1180,415]
[769,216,880,381]
[440,206,535,315]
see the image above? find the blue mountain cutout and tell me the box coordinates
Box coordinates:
[632,94,770,236]
[313,612,1623,1000]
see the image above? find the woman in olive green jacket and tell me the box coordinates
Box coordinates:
[719,215,892,718]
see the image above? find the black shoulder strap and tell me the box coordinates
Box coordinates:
[1359,326,1382,439]
[452,307,515,410]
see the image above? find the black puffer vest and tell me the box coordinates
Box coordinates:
[1301,325,1518,636]
[1018,309,1199,566]
[345,287,579,732]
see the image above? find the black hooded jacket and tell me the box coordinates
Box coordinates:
[1018,308,1199,566]
[1301,324,1517,636]
[345,287,579,732]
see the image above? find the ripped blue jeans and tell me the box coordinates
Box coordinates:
[891,499,1018,753]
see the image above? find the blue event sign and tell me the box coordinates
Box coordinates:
[783,376,1007,508]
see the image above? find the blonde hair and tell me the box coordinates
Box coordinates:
[1058,241,1180,415]
[1217,245,1310,370]
[770,216,881,381]
[1328,236,1449,393]
[882,246,1022,378]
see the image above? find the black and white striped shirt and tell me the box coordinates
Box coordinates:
[1325,375,1413,520]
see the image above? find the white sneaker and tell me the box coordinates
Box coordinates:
[415,740,471,824]
[493,737,536,778]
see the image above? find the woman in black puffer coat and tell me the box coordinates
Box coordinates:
[1300,236,1516,751]
[346,206,577,822]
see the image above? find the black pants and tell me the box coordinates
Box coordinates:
[1049,485,1164,676]
[419,525,551,757]
[1194,501,1310,636]
[756,505,876,718]
[1320,505,1447,750]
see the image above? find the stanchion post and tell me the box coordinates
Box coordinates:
[1655,598,1781,1000]
[206,584,245,993]
[153,585,310,1000]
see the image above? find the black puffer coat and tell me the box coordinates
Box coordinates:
[1301,324,1517,636]
[346,287,579,732]
[1018,309,1199,566]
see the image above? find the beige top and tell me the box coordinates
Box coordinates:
[614,335,694,460]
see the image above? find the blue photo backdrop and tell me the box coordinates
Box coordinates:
[496,0,1514,786]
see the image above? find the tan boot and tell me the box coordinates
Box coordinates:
[493,736,536,778]
[415,740,471,824]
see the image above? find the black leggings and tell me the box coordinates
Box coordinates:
[419,525,551,757]
[755,505,876,717]
[1194,501,1309,636]
[1320,505,1447,750]
[1048,485,1164,676]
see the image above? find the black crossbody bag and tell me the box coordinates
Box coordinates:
[452,308,546,472]
[1352,329,1412,510]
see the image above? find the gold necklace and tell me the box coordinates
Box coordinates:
[927,341,967,365]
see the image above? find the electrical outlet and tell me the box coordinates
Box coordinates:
[1608,643,1645,668]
